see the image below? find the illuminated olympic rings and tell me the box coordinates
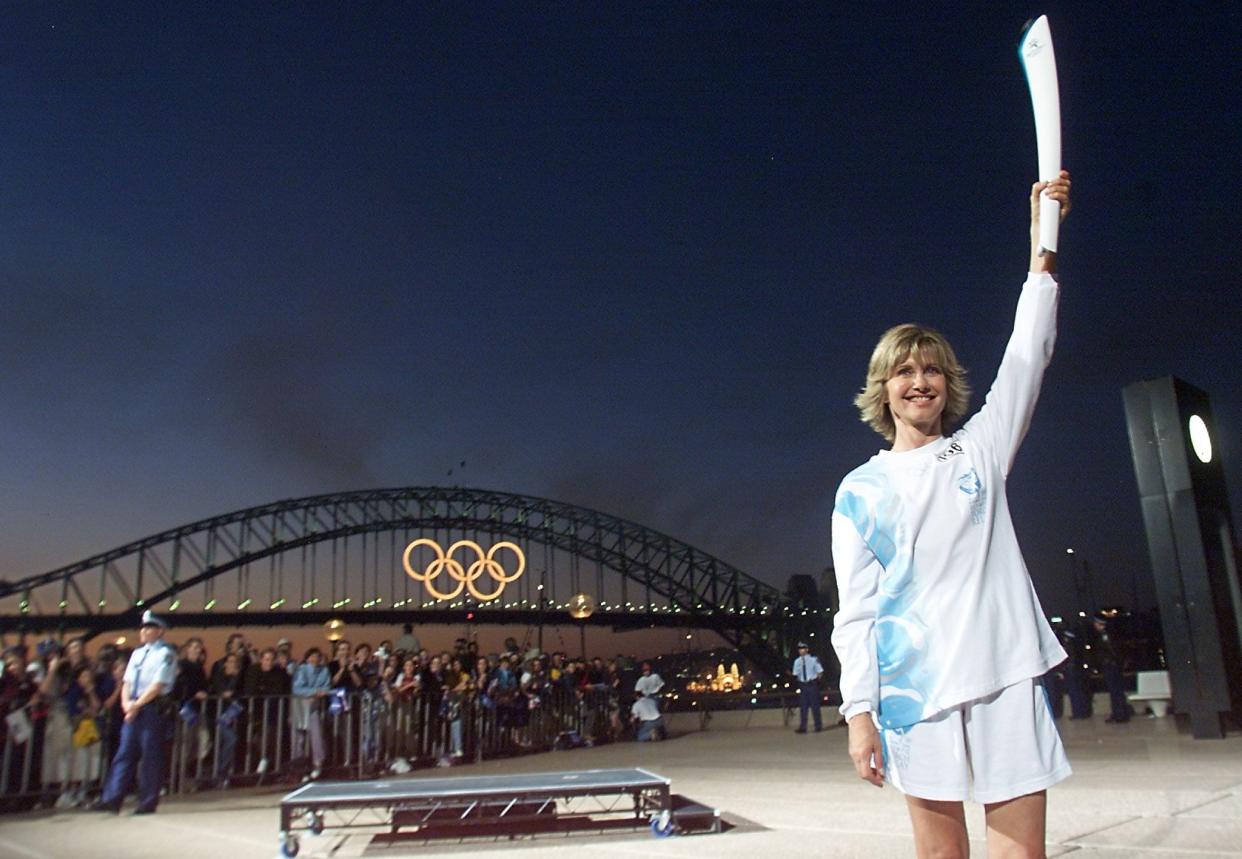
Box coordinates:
[401,538,526,602]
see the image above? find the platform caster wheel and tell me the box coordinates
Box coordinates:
[279,833,299,857]
[650,810,675,837]
[304,811,324,836]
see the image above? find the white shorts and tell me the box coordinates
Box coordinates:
[879,677,1071,803]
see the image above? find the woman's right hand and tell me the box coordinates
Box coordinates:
[847,713,885,787]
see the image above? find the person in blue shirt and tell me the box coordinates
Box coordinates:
[791,642,825,733]
[92,610,177,814]
[291,647,330,780]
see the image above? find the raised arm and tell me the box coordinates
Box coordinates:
[963,172,1074,473]
[1029,170,1071,274]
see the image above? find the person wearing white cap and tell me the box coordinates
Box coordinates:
[93,610,177,814]
[792,642,824,733]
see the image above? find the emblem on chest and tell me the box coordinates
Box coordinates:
[956,467,987,524]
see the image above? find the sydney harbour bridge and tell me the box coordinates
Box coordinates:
[0,487,830,672]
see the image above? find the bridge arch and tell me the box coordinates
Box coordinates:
[0,487,809,661]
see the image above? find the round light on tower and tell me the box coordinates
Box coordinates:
[1188,414,1212,463]
[567,592,596,620]
[324,618,347,643]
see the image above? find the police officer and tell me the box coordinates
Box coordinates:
[792,642,824,733]
[93,610,177,814]
[1093,612,1131,724]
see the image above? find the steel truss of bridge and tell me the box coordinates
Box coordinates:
[0,487,829,665]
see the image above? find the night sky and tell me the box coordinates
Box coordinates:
[3,3,1239,621]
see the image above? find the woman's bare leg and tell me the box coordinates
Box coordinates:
[906,796,970,859]
[983,790,1047,859]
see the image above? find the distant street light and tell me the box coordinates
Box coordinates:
[324,618,346,643]
[568,592,596,659]
[1064,548,1097,614]
[567,592,596,620]
[537,575,547,654]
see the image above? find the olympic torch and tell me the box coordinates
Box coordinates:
[1019,15,1061,255]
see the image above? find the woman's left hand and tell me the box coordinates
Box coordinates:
[1031,170,1072,227]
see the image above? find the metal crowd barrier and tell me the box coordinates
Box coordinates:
[1,685,617,806]
[1,705,122,810]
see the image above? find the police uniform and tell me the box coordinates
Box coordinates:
[792,645,824,732]
[98,611,177,813]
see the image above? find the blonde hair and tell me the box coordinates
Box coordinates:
[854,324,971,442]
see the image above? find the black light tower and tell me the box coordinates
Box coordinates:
[1123,376,1242,738]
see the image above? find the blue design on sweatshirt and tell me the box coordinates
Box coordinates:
[957,467,987,525]
[836,463,935,729]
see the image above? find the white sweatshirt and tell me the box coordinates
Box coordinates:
[831,273,1067,730]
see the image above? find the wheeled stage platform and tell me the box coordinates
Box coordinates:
[278,767,719,856]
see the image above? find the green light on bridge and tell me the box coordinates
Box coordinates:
[237,598,252,610]
[332,598,351,609]
[169,600,181,612]
[204,599,216,611]
[270,598,286,610]
[302,598,319,609]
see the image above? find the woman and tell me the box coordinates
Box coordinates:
[473,657,492,705]
[173,638,210,770]
[290,647,329,780]
[349,644,385,766]
[1,649,40,805]
[39,644,75,807]
[209,652,244,786]
[417,655,445,756]
[95,651,124,771]
[395,658,420,698]
[243,647,291,777]
[604,659,626,741]
[62,665,102,806]
[443,657,471,759]
[173,639,209,710]
[327,640,357,692]
[487,655,526,748]
[831,174,1072,857]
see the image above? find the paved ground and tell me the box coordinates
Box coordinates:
[1,710,1240,858]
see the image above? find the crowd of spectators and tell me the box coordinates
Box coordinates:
[1,636,124,809]
[0,625,666,809]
